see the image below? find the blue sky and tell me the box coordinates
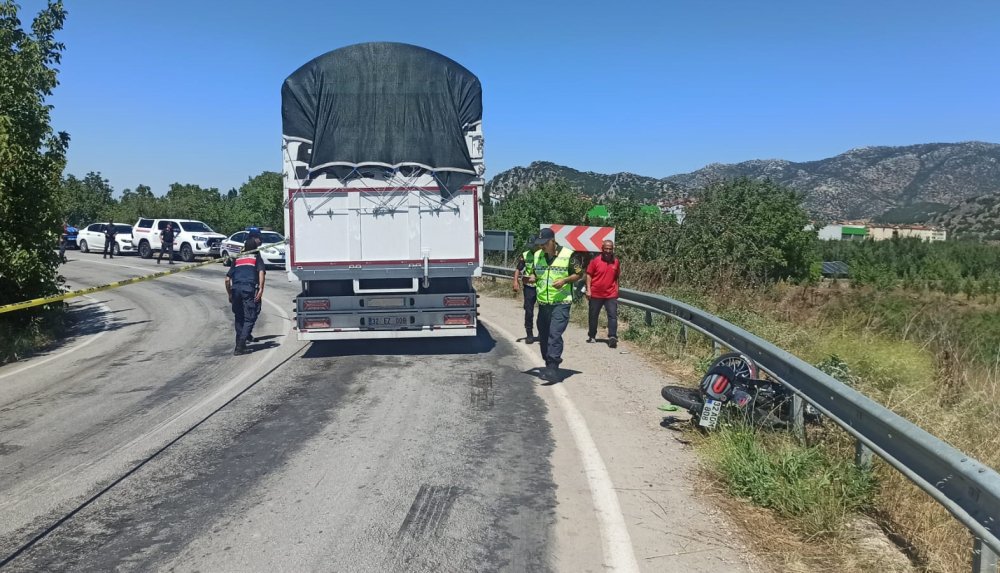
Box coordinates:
[17,0,1000,196]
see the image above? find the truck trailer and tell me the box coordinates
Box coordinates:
[281,42,484,340]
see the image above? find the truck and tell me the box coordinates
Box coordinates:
[281,42,484,341]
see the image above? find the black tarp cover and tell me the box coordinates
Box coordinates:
[282,42,482,191]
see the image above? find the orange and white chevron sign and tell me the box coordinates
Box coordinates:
[540,224,616,252]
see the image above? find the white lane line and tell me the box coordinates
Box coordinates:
[0,296,110,382]
[483,318,640,572]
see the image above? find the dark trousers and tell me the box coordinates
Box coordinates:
[522,285,537,336]
[58,239,67,261]
[247,298,262,337]
[231,285,257,345]
[103,239,114,258]
[158,242,173,263]
[537,303,571,367]
[587,297,618,339]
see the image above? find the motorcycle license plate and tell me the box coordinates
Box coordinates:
[699,399,723,429]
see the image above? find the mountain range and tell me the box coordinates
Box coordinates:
[486,142,1000,222]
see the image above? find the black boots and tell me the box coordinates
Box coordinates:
[234,339,248,355]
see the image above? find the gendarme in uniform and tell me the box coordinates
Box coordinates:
[226,244,264,355]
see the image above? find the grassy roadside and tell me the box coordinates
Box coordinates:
[475,274,984,572]
[0,307,68,367]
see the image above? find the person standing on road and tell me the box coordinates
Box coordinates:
[157,222,175,265]
[58,220,69,263]
[244,228,266,343]
[513,236,540,344]
[585,239,621,348]
[102,221,117,259]
[531,227,583,382]
[225,238,266,355]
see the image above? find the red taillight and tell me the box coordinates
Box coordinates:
[303,299,330,311]
[443,296,471,307]
[303,317,331,329]
[444,314,471,325]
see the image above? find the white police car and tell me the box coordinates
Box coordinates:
[220,229,286,268]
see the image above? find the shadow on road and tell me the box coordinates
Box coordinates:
[37,300,149,355]
[522,367,582,386]
[302,324,496,358]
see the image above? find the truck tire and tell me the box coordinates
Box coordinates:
[79,240,89,253]
[139,240,152,259]
[112,242,120,256]
[180,243,194,262]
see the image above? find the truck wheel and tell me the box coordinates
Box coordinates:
[112,243,120,256]
[80,240,89,253]
[180,243,194,262]
[139,241,152,259]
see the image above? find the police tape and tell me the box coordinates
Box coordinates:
[0,240,289,316]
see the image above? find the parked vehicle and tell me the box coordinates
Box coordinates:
[132,218,225,262]
[661,353,822,430]
[282,43,484,340]
[220,229,286,267]
[76,223,136,256]
[62,225,79,249]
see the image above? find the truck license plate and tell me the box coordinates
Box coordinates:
[698,399,723,429]
[366,315,410,327]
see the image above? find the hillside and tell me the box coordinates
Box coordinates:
[487,161,687,203]
[487,142,1000,220]
[932,193,1000,241]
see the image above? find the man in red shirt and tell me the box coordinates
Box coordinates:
[585,239,621,348]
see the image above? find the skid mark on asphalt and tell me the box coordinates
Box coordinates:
[398,485,462,538]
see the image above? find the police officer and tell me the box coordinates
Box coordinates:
[531,227,583,382]
[512,237,540,343]
[225,238,265,355]
[245,227,266,343]
[102,221,117,259]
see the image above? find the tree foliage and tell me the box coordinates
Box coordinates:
[0,1,69,308]
[485,179,590,252]
[673,178,816,285]
[59,171,284,236]
[59,171,113,223]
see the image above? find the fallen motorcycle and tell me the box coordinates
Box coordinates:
[661,352,821,431]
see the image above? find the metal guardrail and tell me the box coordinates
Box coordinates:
[482,265,1000,572]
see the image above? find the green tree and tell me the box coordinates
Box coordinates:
[485,179,590,252]
[674,178,817,285]
[59,171,113,224]
[0,1,69,311]
[236,171,282,233]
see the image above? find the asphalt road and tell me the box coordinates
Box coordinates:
[0,251,756,573]
[0,252,564,572]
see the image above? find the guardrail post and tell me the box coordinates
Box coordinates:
[855,439,874,471]
[712,340,720,357]
[644,310,653,327]
[791,394,806,443]
[973,537,999,573]
[679,324,687,346]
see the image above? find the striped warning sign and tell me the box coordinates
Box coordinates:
[540,224,615,252]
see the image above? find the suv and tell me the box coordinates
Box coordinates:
[133,218,226,262]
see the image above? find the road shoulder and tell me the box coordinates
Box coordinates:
[479,293,763,573]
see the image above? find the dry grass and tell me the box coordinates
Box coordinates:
[476,273,994,572]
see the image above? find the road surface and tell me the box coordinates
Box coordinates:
[0,252,756,572]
